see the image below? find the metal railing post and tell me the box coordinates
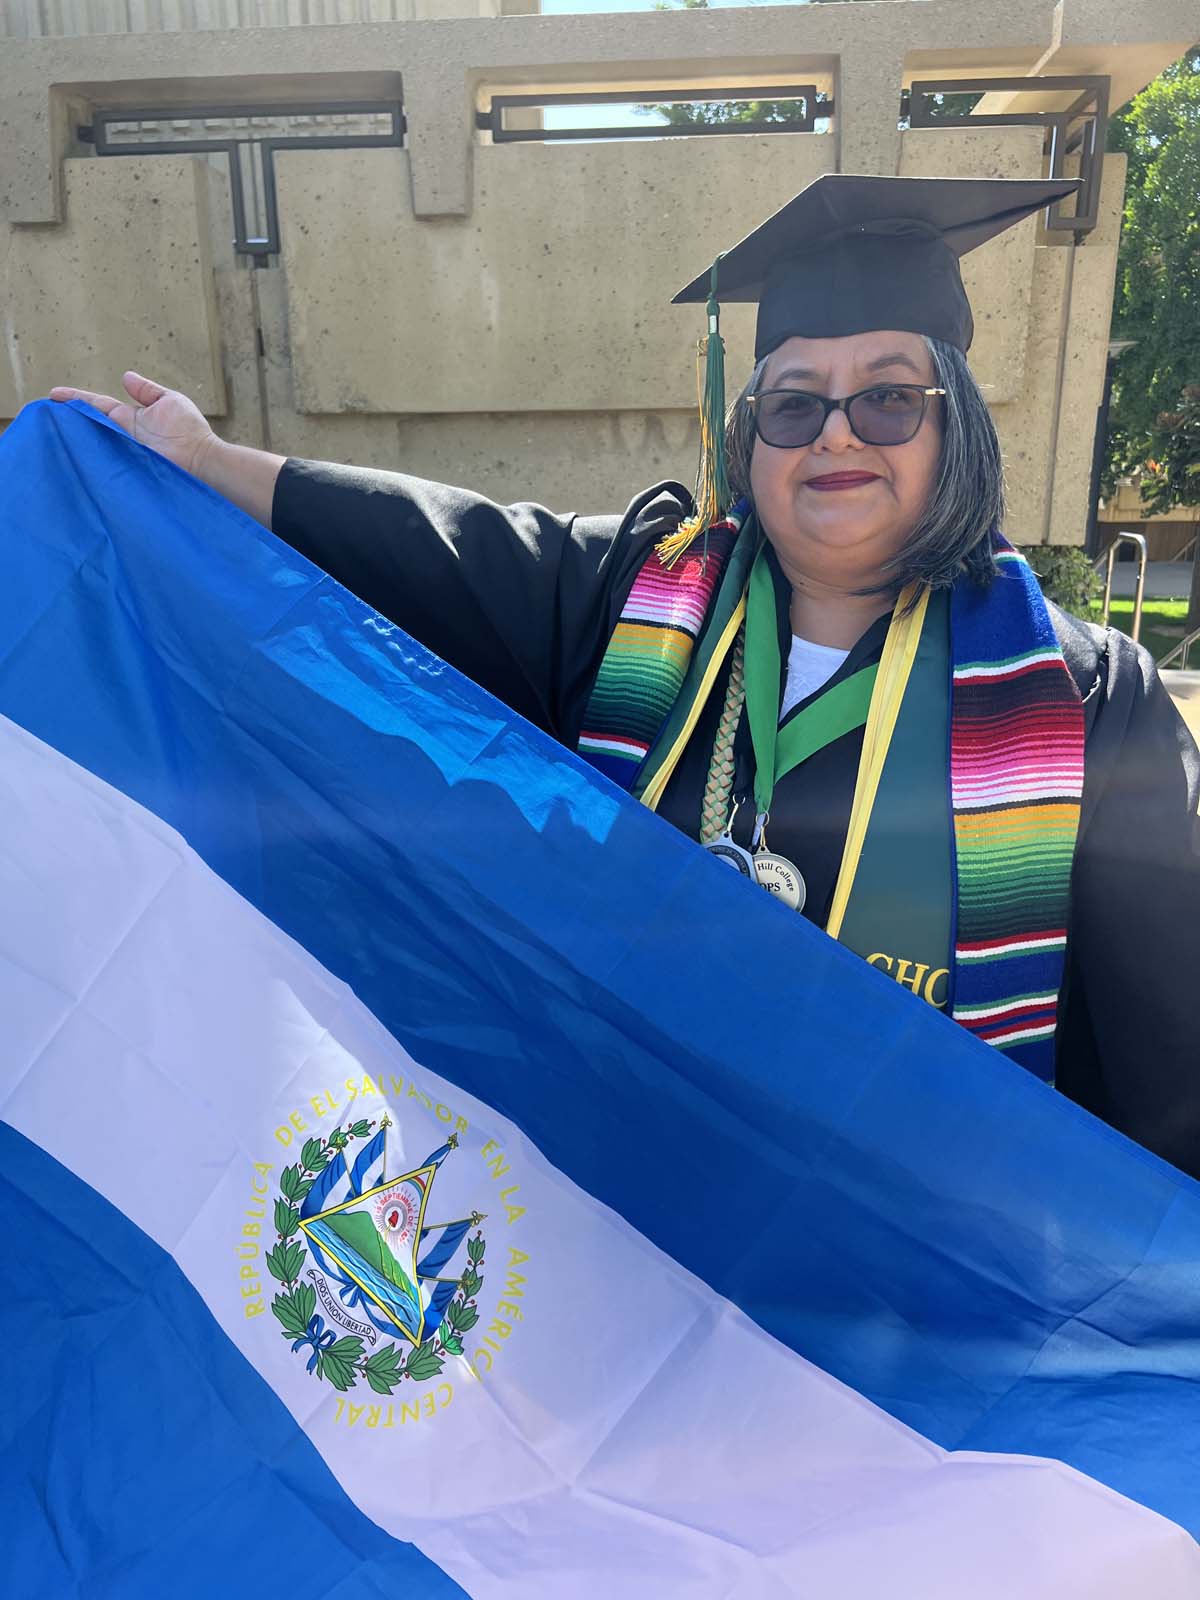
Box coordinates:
[1101,531,1149,643]
[1158,627,1200,672]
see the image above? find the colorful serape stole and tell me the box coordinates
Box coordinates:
[580,519,1085,1084]
[948,539,1085,1082]
[577,516,739,789]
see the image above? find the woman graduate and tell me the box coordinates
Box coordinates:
[52,174,1200,1177]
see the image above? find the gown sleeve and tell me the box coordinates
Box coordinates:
[271,458,689,740]
[1056,625,1200,1178]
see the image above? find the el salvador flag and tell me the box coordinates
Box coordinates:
[1,399,1199,1599]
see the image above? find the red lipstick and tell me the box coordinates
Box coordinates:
[805,472,880,491]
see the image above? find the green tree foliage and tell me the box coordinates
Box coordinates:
[651,95,814,129]
[1142,386,1200,516]
[1015,546,1102,614]
[645,0,868,129]
[1106,49,1200,513]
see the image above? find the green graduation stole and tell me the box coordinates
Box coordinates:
[828,587,955,1012]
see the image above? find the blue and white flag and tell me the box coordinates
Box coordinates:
[2,400,1199,1598]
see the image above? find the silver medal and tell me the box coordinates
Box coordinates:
[704,798,756,877]
[752,850,806,912]
[705,833,755,877]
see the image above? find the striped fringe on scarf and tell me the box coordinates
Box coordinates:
[577,517,739,788]
[948,541,1085,1082]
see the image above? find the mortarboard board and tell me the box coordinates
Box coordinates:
[673,173,1081,357]
[661,173,1080,562]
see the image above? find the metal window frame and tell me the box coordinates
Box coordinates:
[85,101,406,257]
[905,76,1110,234]
[476,84,825,143]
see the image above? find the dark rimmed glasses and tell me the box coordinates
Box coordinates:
[747,384,947,449]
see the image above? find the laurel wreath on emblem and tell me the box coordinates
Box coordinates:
[267,1120,486,1394]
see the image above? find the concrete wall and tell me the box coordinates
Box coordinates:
[0,1,521,35]
[0,157,226,418]
[0,0,1194,536]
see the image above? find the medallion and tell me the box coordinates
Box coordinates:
[752,850,806,912]
[704,833,755,877]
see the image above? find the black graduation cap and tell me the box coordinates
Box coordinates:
[672,173,1081,357]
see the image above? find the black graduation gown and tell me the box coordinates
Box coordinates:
[273,459,1200,1178]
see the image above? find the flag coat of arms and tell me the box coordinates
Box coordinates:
[1,401,1199,1598]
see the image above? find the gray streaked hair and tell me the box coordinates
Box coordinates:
[725,337,1003,593]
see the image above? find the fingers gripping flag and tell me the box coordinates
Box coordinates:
[1,400,1200,1598]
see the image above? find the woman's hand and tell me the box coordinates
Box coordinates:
[49,371,217,478]
[48,371,286,529]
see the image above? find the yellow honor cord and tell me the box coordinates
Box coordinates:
[641,596,747,814]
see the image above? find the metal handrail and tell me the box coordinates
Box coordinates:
[1101,531,1148,643]
[1093,530,1197,571]
[1158,626,1200,672]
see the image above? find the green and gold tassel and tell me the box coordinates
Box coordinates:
[657,259,731,568]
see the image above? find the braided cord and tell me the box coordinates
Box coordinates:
[699,620,747,845]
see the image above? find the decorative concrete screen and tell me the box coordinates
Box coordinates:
[0,0,1195,536]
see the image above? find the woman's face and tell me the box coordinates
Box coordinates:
[748,329,942,589]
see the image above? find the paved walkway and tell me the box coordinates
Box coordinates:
[1164,671,1200,743]
[1107,561,1195,601]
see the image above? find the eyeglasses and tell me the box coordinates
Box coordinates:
[747,384,946,449]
